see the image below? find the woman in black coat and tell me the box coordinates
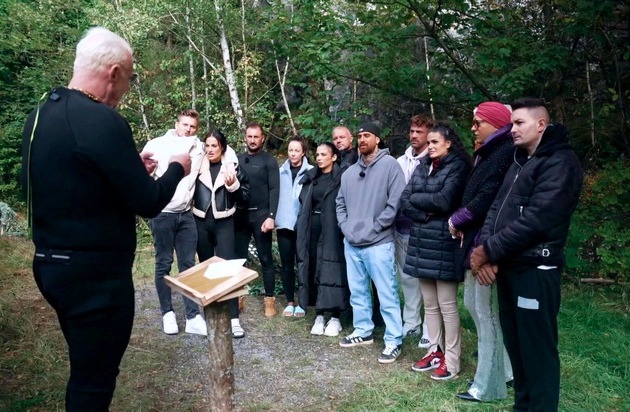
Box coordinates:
[296,142,348,337]
[192,129,249,339]
[401,123,471,381]
[449,102,514,402]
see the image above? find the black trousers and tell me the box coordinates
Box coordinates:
[195,213,239,319]
[234,208,275,297]
[277,228,297,303]
[33,250,135,412]
[497,265,561,412]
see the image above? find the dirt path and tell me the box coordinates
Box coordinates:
[131,284,407,412]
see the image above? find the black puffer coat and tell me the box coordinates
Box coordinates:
[401,152,471,282]
[479,124,583,269]
[296,164,348,312]
[452,127,513,280]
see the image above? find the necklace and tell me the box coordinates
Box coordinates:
[69,87,102,103]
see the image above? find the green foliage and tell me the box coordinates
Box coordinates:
[566,159,630,282]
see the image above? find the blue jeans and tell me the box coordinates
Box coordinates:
[344,240,403,346]
[149,211,199,319]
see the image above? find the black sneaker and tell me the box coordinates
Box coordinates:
[339,333,374,347]
[378,344,401,364]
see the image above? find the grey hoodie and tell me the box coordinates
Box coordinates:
[336,149,405,247]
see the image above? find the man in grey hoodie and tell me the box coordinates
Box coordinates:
[336,122,406,364]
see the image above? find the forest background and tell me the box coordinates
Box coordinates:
[0,0,628,282]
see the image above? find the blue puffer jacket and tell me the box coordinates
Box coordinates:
[401,152,471,282]
[275,158,313,230]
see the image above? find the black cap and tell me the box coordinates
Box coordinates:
[358,122,380,137]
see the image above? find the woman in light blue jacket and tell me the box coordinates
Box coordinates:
[276,137,313,317]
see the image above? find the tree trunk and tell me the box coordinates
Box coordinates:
[215,0,245,131]
[204,300,234,411]
[185,3,197,108]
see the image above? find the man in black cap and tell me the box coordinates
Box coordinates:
[336,122,406,364]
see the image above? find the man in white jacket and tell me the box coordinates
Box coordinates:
[142,109,207,335]
[395,114,434,347]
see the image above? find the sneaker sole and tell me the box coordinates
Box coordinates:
[378,356,399,364]
[411,363,440,372]
[339,339,374,348]
[311,331,324,336]
[431,373,458,381]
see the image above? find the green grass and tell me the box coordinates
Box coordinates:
[337,285,630,412]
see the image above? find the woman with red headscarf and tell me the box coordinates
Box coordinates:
[449,102,515,402]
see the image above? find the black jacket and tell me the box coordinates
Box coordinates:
[296,164,348,312]
[401,152,471,282]
[339,148,358,172]
[452,126,514,279]
[192,158,249,220]
[479,124,583,269]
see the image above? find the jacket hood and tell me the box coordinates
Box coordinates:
[280,157,311,173]
[358,148,390,170]
[516,123,572,161]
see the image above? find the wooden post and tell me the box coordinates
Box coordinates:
[204,300,234,411]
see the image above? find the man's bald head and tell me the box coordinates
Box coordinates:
[332,126,353,151]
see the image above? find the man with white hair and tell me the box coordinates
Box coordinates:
[21,27,191,411]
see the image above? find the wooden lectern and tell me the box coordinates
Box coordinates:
[165,257,258,411]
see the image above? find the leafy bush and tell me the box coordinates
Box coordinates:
[565,159,630,282]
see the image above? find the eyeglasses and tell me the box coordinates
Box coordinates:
[472,119,486,129]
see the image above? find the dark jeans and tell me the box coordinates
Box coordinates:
[497,266,561,412]
[149,211,199,319]
[277,228,297,303]
[33,250,135,412]
[234,208,275,297]
[195,213,239,319]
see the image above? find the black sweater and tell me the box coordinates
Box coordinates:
[21,88,183,255]
[237,150,279,218]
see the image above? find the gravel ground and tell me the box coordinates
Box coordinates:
[131,283,408,412]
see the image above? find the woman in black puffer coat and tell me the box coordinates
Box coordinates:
[400,123,471,381]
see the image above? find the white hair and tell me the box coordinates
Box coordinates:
[73,27,132,74]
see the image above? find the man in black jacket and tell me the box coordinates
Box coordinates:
[22,27,190,411]
[471,98,582,411]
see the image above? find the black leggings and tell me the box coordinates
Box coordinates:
[33,252,135,412]
[277,228,297,302]
[195,213,239,319]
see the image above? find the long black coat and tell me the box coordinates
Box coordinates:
[452,127,514,280]
[401,152,471,282]
[296,164,348,312]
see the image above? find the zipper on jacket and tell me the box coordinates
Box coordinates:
[492,166,521,235]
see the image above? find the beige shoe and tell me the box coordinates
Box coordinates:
[263,296,277,317]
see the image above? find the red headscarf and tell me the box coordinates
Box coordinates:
[475,102,512,129]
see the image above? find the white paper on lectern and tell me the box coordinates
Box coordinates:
[203,259,247,279]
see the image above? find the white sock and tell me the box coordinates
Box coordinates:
[231,318,240,327]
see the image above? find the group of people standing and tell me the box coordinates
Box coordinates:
[23,26,583,412]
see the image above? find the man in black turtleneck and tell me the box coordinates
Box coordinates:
[21,27,190,411]
[234,122,280,317]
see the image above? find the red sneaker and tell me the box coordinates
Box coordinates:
[411,350,444,372]
[430,360,457,381]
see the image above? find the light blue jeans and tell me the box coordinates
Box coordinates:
[344,239,403,346]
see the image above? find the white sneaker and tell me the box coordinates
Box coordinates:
[162,311,178,335]
[418,335,431,349]
[310,315,325,335]
[323,318,342,337]
[185,314,208,336]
